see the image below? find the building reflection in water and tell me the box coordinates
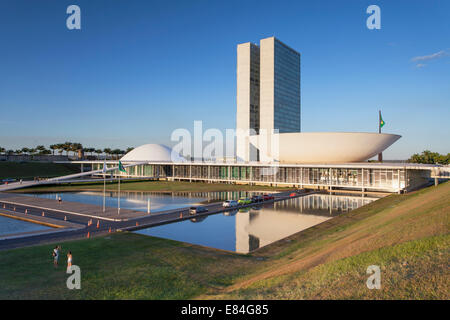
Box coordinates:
[234,193,378,253]
[29,191,379,254]
[122,192,381,254]
[45,190,268,212]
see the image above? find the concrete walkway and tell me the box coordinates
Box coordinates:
[0,190,311,251]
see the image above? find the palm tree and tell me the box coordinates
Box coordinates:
[103,148,112,160]
[84,148,95,156]
[95,149,103,160]
[70,142,78,157]
[56,143,64,156]
[49,144,58,155]
[63,142,72,156]
[36,145,47,155]
[72,143,83,159]
[111,149,122,160]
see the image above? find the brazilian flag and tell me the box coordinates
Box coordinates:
[118,161,127,173]
[380,113,385,128]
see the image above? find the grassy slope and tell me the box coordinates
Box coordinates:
[0,162,80,180]
[0,182,448,299]
[12,180,294,193]
[201,181,450,299]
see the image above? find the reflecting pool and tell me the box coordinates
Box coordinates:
[136,193,379,253]
[23,190,270,213]
[0,215,50,237]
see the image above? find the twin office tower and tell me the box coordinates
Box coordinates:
[236,36,301,162]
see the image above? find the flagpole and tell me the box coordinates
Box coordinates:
[378,110,383,162]
[378,110,381,134]
[102,161,106,213]
[117,161,126,215]
[103,173,106,213]
[118,171,121,215]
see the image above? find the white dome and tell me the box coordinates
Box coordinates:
[121,144,186,162]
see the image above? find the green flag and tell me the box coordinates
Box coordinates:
[380,113,385,128]
[118,161,127,173]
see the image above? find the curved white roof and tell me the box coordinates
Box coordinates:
[121,144,186,162]
[249,132,401,163]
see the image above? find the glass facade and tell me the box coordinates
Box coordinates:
[249,44,260,134]
[273,39,301,133]
[90,162,430,193]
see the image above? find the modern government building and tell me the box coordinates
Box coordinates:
[72,37,445,194]
[236,37,301,161]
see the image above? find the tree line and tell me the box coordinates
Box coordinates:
[0,142,134,160]
[407,150,449,165]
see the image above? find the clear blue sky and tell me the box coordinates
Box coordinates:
[0,0,449,159]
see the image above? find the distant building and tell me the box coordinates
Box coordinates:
[236,37,301,162]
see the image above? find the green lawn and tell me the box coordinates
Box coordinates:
[0,181,448,300]
[13,180,295,193]
[0,234,258,299]
[0,162,80,180]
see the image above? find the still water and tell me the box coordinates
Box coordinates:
[23,190,265,213]
[0,215,50,237]
[136,193,379,253]
[21,191,379,253]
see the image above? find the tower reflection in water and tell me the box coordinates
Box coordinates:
[135,193,379,254]
[234,194,378,253]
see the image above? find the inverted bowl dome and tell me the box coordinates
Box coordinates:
[249,132,401,163]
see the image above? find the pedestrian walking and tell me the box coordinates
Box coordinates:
[67,251,73,272]
[52,246,59,267]
[58,196,62,204]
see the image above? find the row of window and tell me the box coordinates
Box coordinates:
[92,164,405,188]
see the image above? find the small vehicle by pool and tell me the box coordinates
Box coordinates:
[238,197,252,205]
[262,194,275,201]
[189,206,208,215]
[222,200,238,208]
[251,195,263,203]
